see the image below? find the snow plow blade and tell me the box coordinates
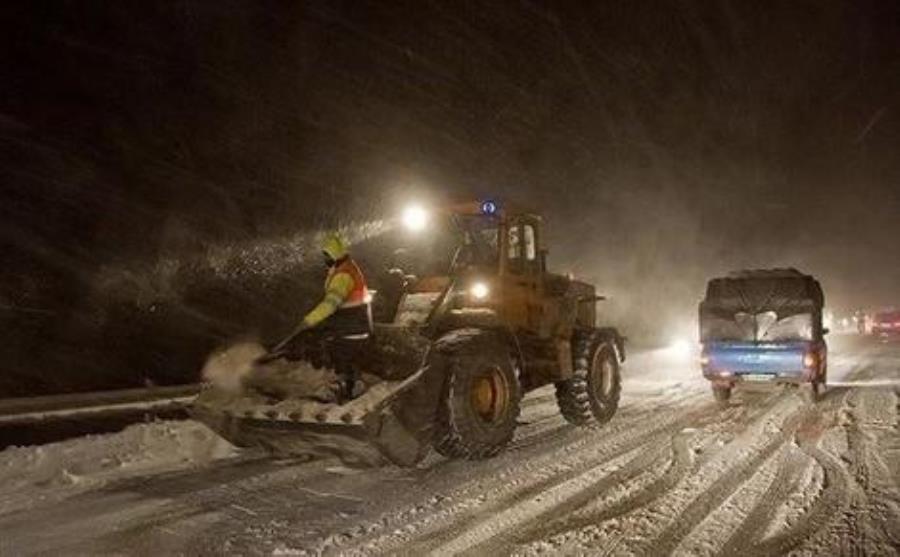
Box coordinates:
[190,369,430,467]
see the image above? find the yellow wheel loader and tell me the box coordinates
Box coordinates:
[192,201,625,466]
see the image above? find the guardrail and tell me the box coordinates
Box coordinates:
[0,384,202,424]
[0,384,202,448]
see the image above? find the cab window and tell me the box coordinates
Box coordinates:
[508,225,521,260]
[524,224,536,261]
[507,222,538,274]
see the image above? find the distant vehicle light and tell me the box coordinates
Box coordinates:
[402,205,429,231]
[480,199,498,215]
[667,338,693,359]
[470,282,490,300]
[823,311,834,331]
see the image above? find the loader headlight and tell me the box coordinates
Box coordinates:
[470,281,490,300]
[402,204,429,232]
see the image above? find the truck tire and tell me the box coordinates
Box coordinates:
[555,330,621,426]
[797,363,826,405]
[800,381,821,404]
[712,385,732,406]
[433,333,521,459]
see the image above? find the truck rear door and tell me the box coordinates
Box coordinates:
[706,341,808,380]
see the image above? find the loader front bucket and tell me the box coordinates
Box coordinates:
[191,370,430,467]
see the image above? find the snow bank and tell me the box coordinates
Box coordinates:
[0,419,238,514]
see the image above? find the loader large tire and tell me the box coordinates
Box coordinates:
[555,331,621,426]
[433,333,521,460]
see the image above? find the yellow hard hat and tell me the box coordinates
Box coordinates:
[322,234,349,261]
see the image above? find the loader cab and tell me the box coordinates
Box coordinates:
[455,213,502,271]
[394,202,548,333]
[503,216,542,276]
[498,213,545,332]
[440,206,547,333]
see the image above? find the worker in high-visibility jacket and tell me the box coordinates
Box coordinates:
[293,234,373,400]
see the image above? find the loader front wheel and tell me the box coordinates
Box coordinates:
[556,331,621,426]
[433,334,521,460]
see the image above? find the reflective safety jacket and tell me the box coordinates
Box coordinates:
[302,257,371,335]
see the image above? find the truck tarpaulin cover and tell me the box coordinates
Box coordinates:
[699,269,824,342]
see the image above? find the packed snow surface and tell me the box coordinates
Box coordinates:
[0,420,237,516]
[0,335,898,556]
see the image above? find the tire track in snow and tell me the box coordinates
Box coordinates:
[738,393,851,556]
[638,400,821,556]
[837,386,900,552]
[460,433,679,556]
[509,431,693,549]
[506,394,692,454]
[307,392,706,555]
[391,395,767,556]
[716,437,810,555]
[841,388,874,557]
[761,344,900,555]
[781,346,900,555]
[350,394,715,555]
[715,347,883,555]
[751,442,849,556]
[511,390,789,548]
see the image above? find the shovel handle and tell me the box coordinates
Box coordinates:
[258,323,310,363]
[254,350,286,365]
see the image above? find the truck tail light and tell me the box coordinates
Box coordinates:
[803,350,817,369]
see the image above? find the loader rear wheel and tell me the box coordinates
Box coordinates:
[433,334,521,460]
[556,331,621,426]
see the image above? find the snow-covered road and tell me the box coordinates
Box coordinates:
[1,336,898,556]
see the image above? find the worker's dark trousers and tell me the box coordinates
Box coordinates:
[330,336,367,392]
[286,304,372,394]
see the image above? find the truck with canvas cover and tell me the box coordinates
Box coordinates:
[192,201,626,466]
[699,268,828,404]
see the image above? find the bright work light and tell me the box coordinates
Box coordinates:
[402,205,429,232]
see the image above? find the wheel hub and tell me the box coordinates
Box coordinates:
[590,352,615,397]
[471,367,509,423]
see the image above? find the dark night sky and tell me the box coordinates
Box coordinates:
[1,1,899,393]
